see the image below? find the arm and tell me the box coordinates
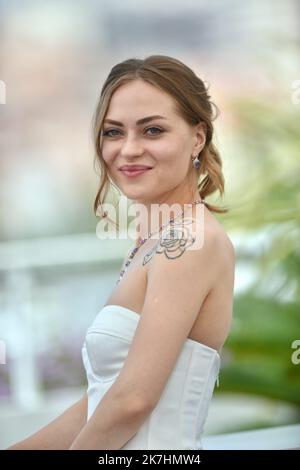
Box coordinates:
[71,218,222,450]
[7,394,88,450]
[69,386,153,450]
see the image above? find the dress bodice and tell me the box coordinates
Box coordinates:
[81,304,220,450]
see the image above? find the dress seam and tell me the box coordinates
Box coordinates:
[194,354,217,448]
[179,345,195,449]
[86,328,132,343]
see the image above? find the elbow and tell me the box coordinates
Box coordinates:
[113,389,155,418]
[125,394,154,418]
[108,377,156,419]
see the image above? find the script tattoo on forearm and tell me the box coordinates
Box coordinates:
[142,217,197,266]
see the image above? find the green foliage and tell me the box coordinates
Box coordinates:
[213,93,300,408]
[220,294,300,405]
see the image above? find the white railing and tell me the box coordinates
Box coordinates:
[0,232,131,410]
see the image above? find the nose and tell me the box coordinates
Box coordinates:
[120,132,144,158]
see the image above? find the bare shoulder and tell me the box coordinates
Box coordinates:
[111,209,235,408]
[214,225,235,277]
[201,206,235,269]
[144,207,235,278]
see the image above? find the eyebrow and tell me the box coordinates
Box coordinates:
[103,115,168,126]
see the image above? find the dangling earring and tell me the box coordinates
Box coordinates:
[192,153,201,169]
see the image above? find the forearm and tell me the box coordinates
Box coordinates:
[7,394,87,450]
[69,391,151,450]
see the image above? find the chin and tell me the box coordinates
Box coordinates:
[124,191,147,201]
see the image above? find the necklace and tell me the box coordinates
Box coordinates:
[116,198,205,284]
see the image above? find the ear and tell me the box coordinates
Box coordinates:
[193,121,207,155]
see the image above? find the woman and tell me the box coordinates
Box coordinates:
[8,55,235,450]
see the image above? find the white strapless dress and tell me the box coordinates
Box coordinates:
[81,304,220,450]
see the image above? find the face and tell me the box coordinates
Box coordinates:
[100,79,205,205]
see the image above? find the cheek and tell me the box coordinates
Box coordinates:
[152,141,177,164]
[156,141,188,169]
[100,145,115,167]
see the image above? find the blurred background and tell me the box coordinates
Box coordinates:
[0,0,299,449]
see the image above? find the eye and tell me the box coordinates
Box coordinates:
[145,126,164,135]
[101,126,164,138]
[101,129,120,137]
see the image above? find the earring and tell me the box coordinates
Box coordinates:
[192,153,201,169]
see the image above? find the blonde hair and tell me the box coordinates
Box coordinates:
[92,54,228,224]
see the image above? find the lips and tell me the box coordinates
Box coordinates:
[120,167,152,178]
[119,165,152,171]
